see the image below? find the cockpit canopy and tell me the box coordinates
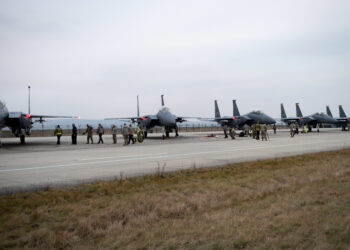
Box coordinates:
[159,107,170,113]
[251,110,264,115]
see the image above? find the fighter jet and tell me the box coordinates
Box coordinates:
[106,95,188,139]
[202,100,275,137]
[289,103,338,132]
[0,100,77,144]
[280,103,303,125]
[326,105,350,131]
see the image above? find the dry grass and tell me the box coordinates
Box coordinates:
[1,149,350,249]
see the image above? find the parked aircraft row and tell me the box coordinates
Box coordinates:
[281,103,349,131]
[0,92,349,144]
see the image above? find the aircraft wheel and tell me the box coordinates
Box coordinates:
[166,131,170,138]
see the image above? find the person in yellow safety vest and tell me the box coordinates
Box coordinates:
[54,125,63,145]
[229,127,235,139]
[134,125,144,143]
[303,125,307,134]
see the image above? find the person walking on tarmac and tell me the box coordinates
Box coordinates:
[54,125,63,145]
[290,123,296,137]
[71,123,77,145]
[273,124,277,134]
[134,125,143,143]
[128,124,135,144]
[255,122,261,140]
[223,124,228,138]
[229,127,235,139]
[261,124,268,141]
[303,125,307,134]
[122,123,129,146]
[251,124,256,139]
[97,123,104,144]
[111,125,117,144]
[85,125,93,144]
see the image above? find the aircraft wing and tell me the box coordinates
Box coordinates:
[282,117,303,122]
[175,116,201,122]
[336,117,350,122]
[105,115,159,122]
[105,116,141,120]
[29,114,79,123]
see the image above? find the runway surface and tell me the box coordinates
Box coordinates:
[1,129,350,193]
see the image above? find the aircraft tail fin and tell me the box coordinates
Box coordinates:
[137,95,140,117]
[326,105,333,117]
[232,100,240,116]
[161,95,164,107]
[215,100,221,118]
[281,103,287,119]
[339,105,347,118]
[296,103,303,117]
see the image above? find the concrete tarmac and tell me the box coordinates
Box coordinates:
[1,129,350,193]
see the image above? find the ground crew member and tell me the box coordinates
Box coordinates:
[85,125,93,144]
[290,123,296,137]
[243,124,249,136]
[273,124,276,134]
[295,123,299,134]
[122,123,129,145]
[303,125,307,133]
[54,125,63,145]
[229,127,235,139]
[111,125,117,144]
[71,123,77,145]
[128,124,135,144]
[251,124,256,139]
[223,124,228,138]
[97,123,104,144]
[134,125,143,143]
[255,122,261,140]
[261,124,268,141]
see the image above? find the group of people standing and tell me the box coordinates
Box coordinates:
[223,123,274,141]
[250,122,269,141]
[289,122,308,137]
[54,123,140,145]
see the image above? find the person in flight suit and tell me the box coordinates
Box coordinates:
[255,122,261,140]
[54,125,63,145]
[71,123,77,145]
[111,125,117,144]
[85,125,93,144]
[97,123,104,144]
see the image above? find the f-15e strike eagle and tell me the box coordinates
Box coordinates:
[326,105,350,131]
[106,95,191,139]
[0,100,77,144]
[280,103,338,132]
[202,99,276,137]
[0,87,78,145]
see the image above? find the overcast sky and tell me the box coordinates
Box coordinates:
[1,0,349,119]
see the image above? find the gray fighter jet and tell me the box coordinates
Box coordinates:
[326,105,350,131]
[106,95,188,139]
[281,103,338,132]
[0,100,77,144]
[280,103,303,125]
[202,100,275,137]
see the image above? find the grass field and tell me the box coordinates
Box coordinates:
[1,149,350,249]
